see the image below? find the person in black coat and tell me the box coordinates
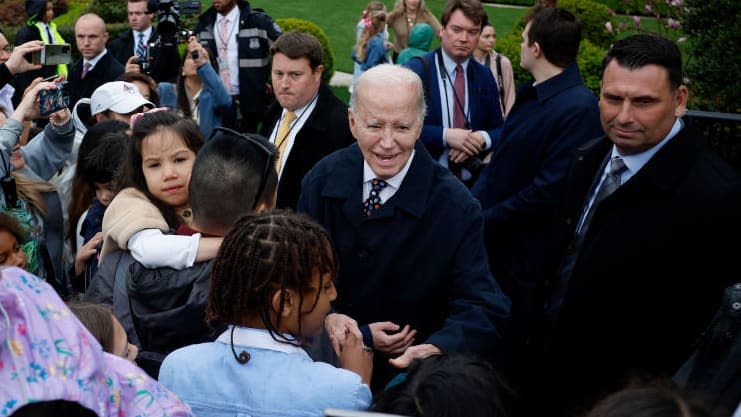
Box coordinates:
[68,14,124,107]
[260,31,353,210]
[544,34,741,416]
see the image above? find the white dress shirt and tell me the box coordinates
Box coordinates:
[215,6,240,95]
[268,94,319,178]
[362,150,415,204]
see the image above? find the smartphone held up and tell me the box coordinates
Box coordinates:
[38,81,71,117]
[31,44,72,66]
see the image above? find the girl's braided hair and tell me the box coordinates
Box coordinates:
[206,210,339,345]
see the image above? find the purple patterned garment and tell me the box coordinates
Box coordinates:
[0,267,194,417]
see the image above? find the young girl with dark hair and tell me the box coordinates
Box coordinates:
[159,211,372,417]
[0,212,28,269]
[67,120,128,291]
[100,110,222,269]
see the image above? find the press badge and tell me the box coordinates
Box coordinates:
[217,56,228,70]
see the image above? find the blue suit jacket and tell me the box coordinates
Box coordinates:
[298,141,510,386]
[405,49,504,160]
[471,63,602,283]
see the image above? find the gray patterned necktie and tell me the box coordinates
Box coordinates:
[594,157,627,206]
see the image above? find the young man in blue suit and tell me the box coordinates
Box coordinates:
[298,64,510,391]
[405,0,503,186]
[469,8,603,396]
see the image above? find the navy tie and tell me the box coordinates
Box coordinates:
[363,178,388,217]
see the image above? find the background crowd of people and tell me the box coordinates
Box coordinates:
[0,0,739,416]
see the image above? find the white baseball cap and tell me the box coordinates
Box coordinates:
[90,81,154,116]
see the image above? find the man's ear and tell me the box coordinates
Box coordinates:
[673,85,689,118]
[532,41,543,59]
[348,107,358,140]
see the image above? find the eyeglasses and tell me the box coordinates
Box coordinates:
[0,45,12,54]
[207,127,276,210]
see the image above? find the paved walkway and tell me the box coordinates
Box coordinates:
[329,71,353,88]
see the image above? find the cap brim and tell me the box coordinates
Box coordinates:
[102,97,155,115]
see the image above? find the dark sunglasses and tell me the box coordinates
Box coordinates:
[207,127,276,210]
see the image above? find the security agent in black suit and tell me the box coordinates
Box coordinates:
[68,14,124,106]
[543,34,741,415]
[260,31,353,210]
[107,0,180,83]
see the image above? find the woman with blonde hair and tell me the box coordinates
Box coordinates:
[387,0,441,59]
[352,10,390,72]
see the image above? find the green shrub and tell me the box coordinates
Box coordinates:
[576,39,605,96]
[88,0,127,23]
[683,0,741,113]
[557,0,616,49]
[481,0,534,4]
[274,18,334,85]
[496,32,531,88]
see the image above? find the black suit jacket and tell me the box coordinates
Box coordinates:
[546,123,741,413]
[261,83,354,210]
[107,28,180,83]
[68,51,125,106]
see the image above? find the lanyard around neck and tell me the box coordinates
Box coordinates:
[437,49,470,129]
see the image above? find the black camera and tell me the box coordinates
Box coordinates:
[146,0,200,47]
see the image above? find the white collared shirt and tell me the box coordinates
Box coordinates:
[215,6,240,95]
[269,94,319,178]
[362,150,415,204]
[39,22,54,43]
[83,49,108,72]
[216,326,308,357]
[577,118,684,233]
[132,26,153,56]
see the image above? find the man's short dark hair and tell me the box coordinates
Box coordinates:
[188,133,277,235]
[372,354,510,417]
[601,34,683,90]
[269,30,323,70]
[441,0,487,29]
[526,8,581,69]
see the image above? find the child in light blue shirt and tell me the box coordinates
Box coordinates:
[159,211,372,417]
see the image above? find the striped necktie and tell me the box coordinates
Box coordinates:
[136,33,146,59]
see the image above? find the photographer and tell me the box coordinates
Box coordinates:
[176,37,231,138]
[0,79,74,297]
[108,0,180,83]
